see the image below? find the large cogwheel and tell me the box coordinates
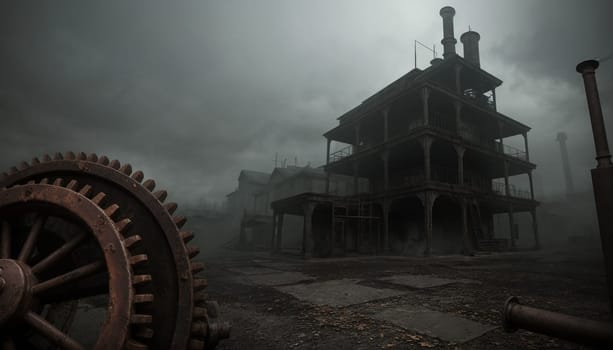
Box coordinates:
[0,152,230,349]
[0,181,146,349]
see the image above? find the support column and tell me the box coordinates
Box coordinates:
[454,145,465,185]
[528,171,535,200]
[421,191,435,256]
[270,211,277,252]
[302,203,315,258]
[423,136,433,181]
[325,138,331,193]
[383,108,389,142]
[531,209,540,250]
[497,120,504,153]
[454,100,462,135]
[461,199,471,255]
[422,87,430,126]
[382,150,389,191]
[504,160,510,197]
[383,199,391,252]
[276,213,284,252]
[492,88,497,110]
[523,132,530,161]
[353,161,359,195]
[454,64,462,95]
[508,205,516,249]
[354,124,361,153]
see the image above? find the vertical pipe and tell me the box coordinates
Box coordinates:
[577,59,613,310]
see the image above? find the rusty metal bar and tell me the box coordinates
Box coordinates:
[577,59,613,310]
[503,297,613,348]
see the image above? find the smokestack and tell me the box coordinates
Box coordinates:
[460,30,481,67]
[439,6,457,59]
[556,131,575,195]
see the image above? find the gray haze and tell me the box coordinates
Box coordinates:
[0,1,611,205]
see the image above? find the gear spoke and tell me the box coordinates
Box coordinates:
[24,311,84,350]
[1,220,10,258]
[31,232,87,275]
[18,215,47,262]
[33,260,105,296]
[40,276,108,304]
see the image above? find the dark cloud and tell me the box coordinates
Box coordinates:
[0,1,611,203]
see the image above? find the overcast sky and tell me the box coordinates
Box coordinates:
[0,1,611,205]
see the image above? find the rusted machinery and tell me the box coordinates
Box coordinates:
[0,152,230,349]
[502,60,613,347]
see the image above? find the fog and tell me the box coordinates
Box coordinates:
[0,1,611,207]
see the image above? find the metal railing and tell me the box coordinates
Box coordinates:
[492,180,531,199]
[329,145,353,162]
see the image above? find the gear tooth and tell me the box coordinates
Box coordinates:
[9,166,18,174]
[79,184,92,196]
[123,234,142,248]
[119,163,132,175]
[125,339,148,350]
[134,294,154,304]
[189,339,205,350]
[98,155,110,165]
[142,179,156,191]
[42,154,52,162]
[187,245,200,258]
[64,151,76,160]
[77,152,87,160]
[173,216,187,228]
[191,261,205,274]
[133,274,152,285]
[194,292,208,302]
[153,190,167,202]
[66,179,79,190]
[40,178,49,184]
[130,314,152,324]
[181,231,194,243]
[131,171,144,182]
[193,278,208,291]
[115,218,132,233]
[109,159,121,170]
[104,203,120,218]
[18,161,29,170]
[164,202,178,215]
[53,152,64,160]
[193,307,207,319]
[134,327,154,339]
[52,178,63,186]
[191,321,208,337]
[129,254,148,266]
[86,153,99,162]
[91,192,106,205]
[31,157,40,164]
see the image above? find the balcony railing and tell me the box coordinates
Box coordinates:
[492,180,532,199]
[463,89,496,110]
[329,145,352,162]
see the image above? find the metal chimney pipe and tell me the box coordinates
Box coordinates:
[460,31,481,67]
[577,60,612,168]
[555,132,575,195]
[439,6,457,59]
[576,59,613,311]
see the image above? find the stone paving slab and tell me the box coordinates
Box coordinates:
[372,304,496,343]
[236,271,315,286]
[381,274,479,289]
[277,279,406,307]
[226,266,280,275]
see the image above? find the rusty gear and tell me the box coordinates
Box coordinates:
[0,181,147,349]
[0,152,230,349]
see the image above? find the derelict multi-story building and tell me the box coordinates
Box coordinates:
[270,6,539,257]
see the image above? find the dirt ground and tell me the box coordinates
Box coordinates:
[204,246,610,350]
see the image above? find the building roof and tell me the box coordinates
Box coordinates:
[238,170,270,185]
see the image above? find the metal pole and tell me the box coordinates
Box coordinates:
[504,297,613,348]
[577,59,613,310]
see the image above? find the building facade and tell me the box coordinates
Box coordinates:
[271,6,539,257]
